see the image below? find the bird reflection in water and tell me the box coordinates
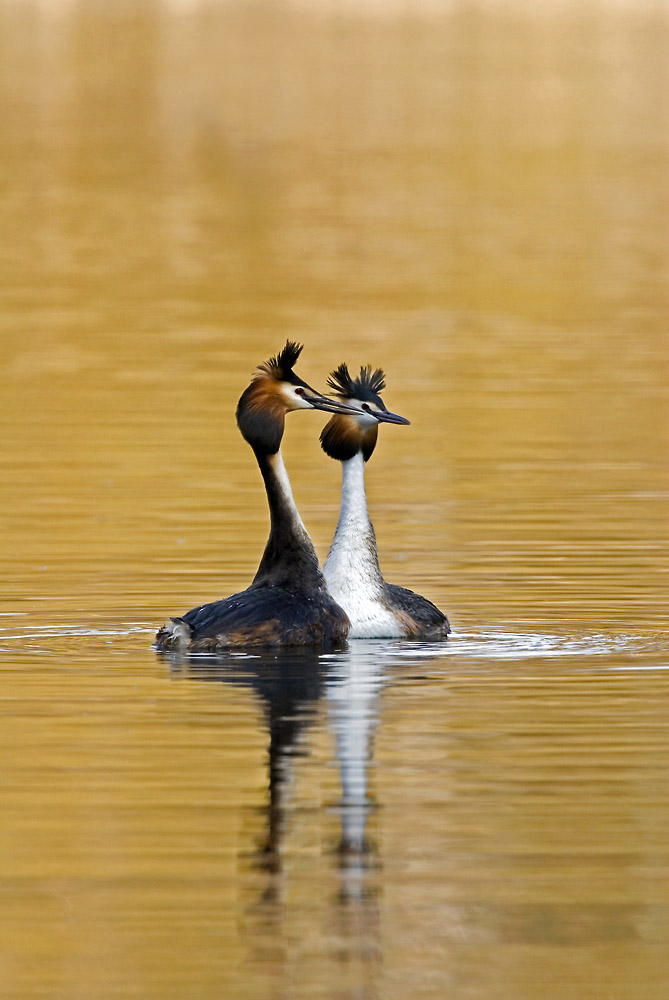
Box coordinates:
[324,644,386,900]
[165,643,444,978]
[165,644,386,888]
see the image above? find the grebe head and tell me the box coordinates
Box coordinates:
[237,341,357,454]
[320,363,410,462]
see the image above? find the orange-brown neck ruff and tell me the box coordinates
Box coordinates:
[237,376,325,588]
[237,378,287,455]
[320,414,378,463]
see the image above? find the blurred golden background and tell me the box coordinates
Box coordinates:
[2,0,667,633]
[1,2,668,998]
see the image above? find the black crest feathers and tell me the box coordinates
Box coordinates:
[327,363,386,401]
[257,341,304,381]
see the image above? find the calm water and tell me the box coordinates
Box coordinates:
[1,1,668,997]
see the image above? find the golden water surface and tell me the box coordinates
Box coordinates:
[1,2,668,997]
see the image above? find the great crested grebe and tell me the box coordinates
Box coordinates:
[320,364,451,640]
[155,342,358,653]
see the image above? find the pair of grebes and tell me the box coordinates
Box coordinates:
[155,342,450,653]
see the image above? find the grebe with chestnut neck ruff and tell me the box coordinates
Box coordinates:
[155,343,359,653]
[320,363,450,640]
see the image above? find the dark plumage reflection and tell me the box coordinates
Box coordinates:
[165,644,385,877]
[169,648,328,872]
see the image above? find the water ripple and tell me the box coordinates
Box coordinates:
[345,631,667,663]
[0,623,664,665]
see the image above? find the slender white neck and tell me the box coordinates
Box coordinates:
[270,449,307,532]
[339,452,371,529]
[253,447,321,587]
[324,452,385,596]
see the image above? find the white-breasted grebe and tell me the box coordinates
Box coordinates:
[155,342,358,653]
[320,363,451,640]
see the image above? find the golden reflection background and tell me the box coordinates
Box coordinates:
[2,0,667,634]
[1,2,668,998]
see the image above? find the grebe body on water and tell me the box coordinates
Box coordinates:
[321,364,450,640]
[155,342,355,653]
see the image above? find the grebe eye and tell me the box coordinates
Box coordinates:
[361,403,371,411]
[294,387,304,395]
